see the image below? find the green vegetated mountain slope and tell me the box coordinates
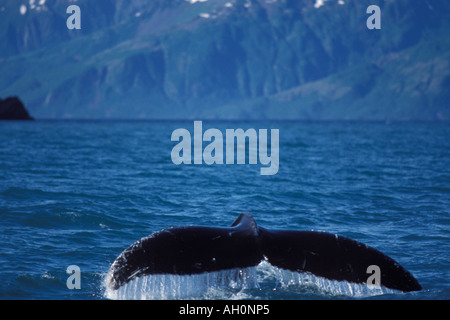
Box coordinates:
[1,0,449,120]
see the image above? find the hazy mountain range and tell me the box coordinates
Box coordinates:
[1,0,449,120]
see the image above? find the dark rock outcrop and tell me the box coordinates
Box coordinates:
[0,97,33,120]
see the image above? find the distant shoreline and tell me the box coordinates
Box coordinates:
[5,118,448,124]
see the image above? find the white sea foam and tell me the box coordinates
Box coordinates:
[103,261,398,300]
[188,0,208,4]
[257,261,398,298]
[104,266,259,300]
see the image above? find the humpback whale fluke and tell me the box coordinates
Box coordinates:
[107,213,421,293]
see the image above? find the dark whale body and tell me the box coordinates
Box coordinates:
[108,213,421,292]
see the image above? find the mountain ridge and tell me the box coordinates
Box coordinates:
[1,0,449,120]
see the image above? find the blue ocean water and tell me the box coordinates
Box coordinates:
[0,120,448,300]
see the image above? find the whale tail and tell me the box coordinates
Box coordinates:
[259,227,422,292]
[107,213,261,290]
[108,213,421,292]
